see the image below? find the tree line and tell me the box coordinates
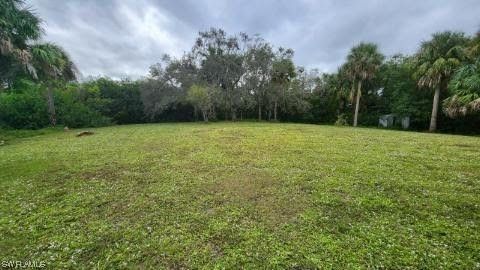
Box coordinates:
[1,0,479,133]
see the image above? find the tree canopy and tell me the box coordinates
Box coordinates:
[1,2,479,134]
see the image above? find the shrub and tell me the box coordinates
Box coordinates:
[0,82,49,129]
[56,85,111,128]
[334,114,348,126]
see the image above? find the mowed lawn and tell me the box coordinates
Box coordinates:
[1,123,479,269]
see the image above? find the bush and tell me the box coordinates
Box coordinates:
[0,80,112,129]
[56,85,111,128]
[0,82,49,129]
[334,114,348,126]
[57,100,110,128]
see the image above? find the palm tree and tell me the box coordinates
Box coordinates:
[443,59,480,117]
[413,31,468,132]
[339,62,360,115]
[0,0,42,84]
[30,43,77,126]
[345,43,384,126]
[465,31,480,60]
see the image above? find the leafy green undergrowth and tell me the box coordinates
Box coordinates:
[1,123,479,269]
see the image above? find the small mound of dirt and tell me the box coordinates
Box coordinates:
[76,131,94,137]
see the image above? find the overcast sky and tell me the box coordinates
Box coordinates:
[28,0,480,79]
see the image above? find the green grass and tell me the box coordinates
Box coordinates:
[1,123,479,269]
[0,127,62,145]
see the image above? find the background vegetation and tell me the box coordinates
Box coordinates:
[1,1,480,134]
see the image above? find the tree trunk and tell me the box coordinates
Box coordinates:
[338,99,344,116]
[231,109,236,121]
[258,103,262,121]
[202,110,208,122]
[274,101,277,121]
[46,86,56,127]
[224,93,228,121]
[429,87,440,132]
[211,107,216,120]
[353,80,362,127]
[350,79,355,104]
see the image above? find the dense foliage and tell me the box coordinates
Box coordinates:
[1,1,479,133]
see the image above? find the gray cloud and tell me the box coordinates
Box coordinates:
[28,0,480,78]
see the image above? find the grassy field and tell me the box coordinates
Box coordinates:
[1,123,479,269]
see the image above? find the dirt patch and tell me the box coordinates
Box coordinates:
[76,131,94,137]
[452,143,473,148]
[206,170,308,226]
[212,171,275,201]
[80,167,123,181]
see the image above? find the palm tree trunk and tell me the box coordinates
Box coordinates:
[429,87,440,132]
[46,86,56,127]
[349,79,355,104]
[353,80,362,127]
